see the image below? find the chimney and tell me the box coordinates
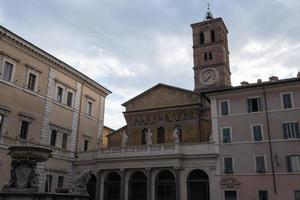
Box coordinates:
[257,79,262,84]
[269,76,279,82]
[297,72,300,78]
[240,81,249,86]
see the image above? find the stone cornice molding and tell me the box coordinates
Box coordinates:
[0,26,111,96]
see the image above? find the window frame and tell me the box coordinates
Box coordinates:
[66,89,74,108]
[19,120,30,140]
[57,176,64,188]
[26,68,39,92]
[224,190,239,200]
[251,124,264,141]
[86,98,93,116]
[280,92,294,110]
[221,127,232,143]
[61,133,68,149]
[83,139,89,151]
[257,190,269,200]
[219,100,230,116]
[286,154,300,172]
[1,58,16,82]
[50,129,57,147]
[247,96,263,113]
[254,155,267,173]
[223,156,234,174]
[282,121,299,139]
[55,84,65,103]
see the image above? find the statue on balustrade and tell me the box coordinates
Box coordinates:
[121,131,128,147]
[173,127,180,143]
[146,129,152,145]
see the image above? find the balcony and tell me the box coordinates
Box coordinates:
[77,142,219,161]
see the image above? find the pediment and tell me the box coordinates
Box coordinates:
[122,84,199,112]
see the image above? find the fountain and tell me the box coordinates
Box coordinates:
[0,146,89,200]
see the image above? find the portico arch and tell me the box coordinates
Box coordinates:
[128,171,147,200]
[155,170,175,200]
[187,169,210,200]
[104,172,121,200]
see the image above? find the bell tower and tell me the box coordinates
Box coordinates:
[191,8,231,93]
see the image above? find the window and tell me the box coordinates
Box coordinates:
[295,191,300,200]
[50,130,57,147]
[56,86,63,103]
[283,122,299,139]
[209,52,213,60]
[84,140,89,151]
[252,125,263,141]
[66,91,73,107]
[258,191,269,200]
[2,61,13,81]
[222,128,232,143]
[86,100,93,116]
[204,53,208,61]
[220,100,229,116]
[224,191,237,200]
[157,127,165,144]
[281,93,293,109]
[247,97,263,113]
[200,32,205,45]
[57,176,64,188]
[62,134,68,149]
[19,121,29,139]
[211,30,216,42]
[44,175,52,192]
[224,157,234,174]
[287,155,300,172]
[27,72,37,91]
[255,155,266,173]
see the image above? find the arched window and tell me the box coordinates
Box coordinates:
[156,170,175,200]
[129,171,147,200]
[157,127,165,144]
[200,32,205,45]
[209,52,212,60]
[142,128,147,145]
[204,53,208,61]
[104,172,121,200]
[187,170,209,200]
[211,30,215,42]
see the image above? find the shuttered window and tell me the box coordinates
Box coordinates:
[224,157,233,174]
[287,155,300,172]
[282,93,292,109]
[283,122,299,139]
[247,97,263,113]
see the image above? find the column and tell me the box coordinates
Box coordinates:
[175,168,180,200]
[146,168,152,200]
[120,169,125,200]
[96,170,101,200]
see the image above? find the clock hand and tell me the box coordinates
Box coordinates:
[204,75,212,82]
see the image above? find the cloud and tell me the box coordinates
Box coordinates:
[1,0,300,129]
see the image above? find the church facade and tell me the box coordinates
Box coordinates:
[76,12,232,200]
[77,11,300,200]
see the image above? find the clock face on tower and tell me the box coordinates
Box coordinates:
[200,68,219,86]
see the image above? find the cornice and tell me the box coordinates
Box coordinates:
[0,25,111,96]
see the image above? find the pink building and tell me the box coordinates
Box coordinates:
[206,76,300,200]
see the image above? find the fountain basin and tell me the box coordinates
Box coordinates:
[8,146,52,162]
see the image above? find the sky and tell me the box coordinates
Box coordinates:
[0,0,300,129]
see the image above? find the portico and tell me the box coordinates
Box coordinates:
[76,142,220,200]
